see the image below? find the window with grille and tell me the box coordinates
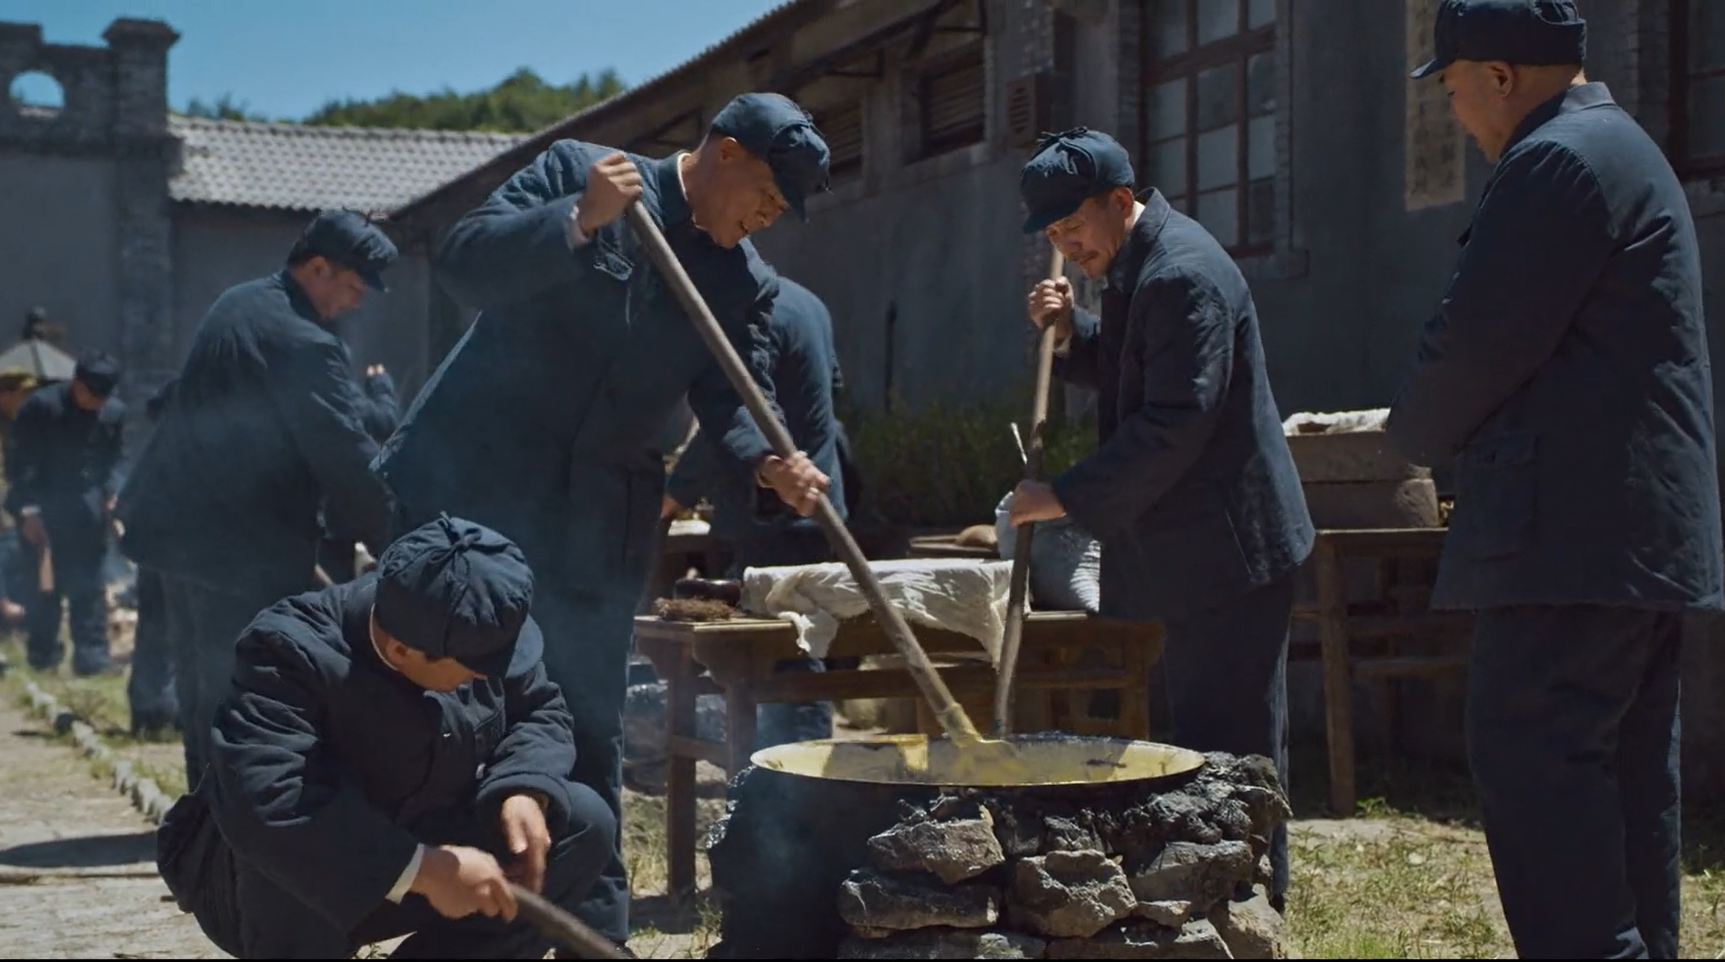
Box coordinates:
[1140,0,1278,254]
[816,101,865,183]
[1674,0,1725,177]
[917,43,987,159]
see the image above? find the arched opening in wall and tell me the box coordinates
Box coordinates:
[9,71,65,113]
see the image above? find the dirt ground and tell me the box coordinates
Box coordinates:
[13,624,1725,959]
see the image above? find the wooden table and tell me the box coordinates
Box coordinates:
[1292,527,1473,816]
[632,610,1162,898]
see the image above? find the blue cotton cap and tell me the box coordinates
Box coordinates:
[298,209,398,292]
[1019,127,1137,234]
[373,514,534,677]
[1411,0,1587,79]
[709,92,831,221]
[74,351,121,397]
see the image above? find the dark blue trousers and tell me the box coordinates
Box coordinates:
[126,565,179,731]
[219,787,616,958]
[532,589,637,946]
[1158,571,1294,900]
[169,576,285,792]
[728,527,836,750]
[26,548,110,675]
[1468,605,1682,960]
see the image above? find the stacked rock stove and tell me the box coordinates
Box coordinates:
[707,751,1291,960]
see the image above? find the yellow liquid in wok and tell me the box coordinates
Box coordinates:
[751,734,1205,788]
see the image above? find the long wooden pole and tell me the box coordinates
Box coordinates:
[625,203,984,746]
[511,884,630,959]
[994,248,1066,736]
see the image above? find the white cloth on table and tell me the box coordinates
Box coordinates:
[739,558,1013,661]
[1281,407,1390,435]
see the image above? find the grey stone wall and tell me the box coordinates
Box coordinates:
[0,18,177,458]
[172,206,436,401]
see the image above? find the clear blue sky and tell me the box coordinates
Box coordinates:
[6,0,788,120]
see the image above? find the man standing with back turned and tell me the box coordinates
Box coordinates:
[1390,2,1721,957]
[117,210,399,792]
[1008,128,1313,911]
[374,92,832,951]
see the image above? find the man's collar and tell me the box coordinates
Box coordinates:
[1105,191,1172,290]
[367,607,403,679]
[653,153,694,230]
[277,270,325,325]
[1501,81,1614,159]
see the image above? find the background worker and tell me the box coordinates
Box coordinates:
[7,351,127,676]
[663,275,855,749]
[116,209,398,790]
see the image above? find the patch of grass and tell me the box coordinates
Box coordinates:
[1286,818,1507,958]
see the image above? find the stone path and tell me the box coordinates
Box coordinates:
[0,699,221,959]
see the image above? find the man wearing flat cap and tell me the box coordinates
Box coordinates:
[1389,2,1718,957]
[155,515,616,959]
[117,208,400,790]
[1009,128,1312,910]
[6,350,126,675]
[376,90,833,945]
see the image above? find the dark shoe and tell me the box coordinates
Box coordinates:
[1270,891,1287,915]
[72,660,116,678]
[130,710,178,736]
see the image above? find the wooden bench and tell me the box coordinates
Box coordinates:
[1293,527,1473,816]
[632,610,1163,899]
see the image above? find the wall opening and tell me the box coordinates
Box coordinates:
[8,70,65,111]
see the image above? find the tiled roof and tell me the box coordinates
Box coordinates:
[167,116,526,214]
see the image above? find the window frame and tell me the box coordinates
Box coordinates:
[912,40,988,161]
[1139,0,1277,257]
[814,99,866,184]
[1671,0,1725,179]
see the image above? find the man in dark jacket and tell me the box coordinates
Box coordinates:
[155,515,615,959]
[126,379,179,733]
[6,352,126,675]
[319,362,400,583]
[375,92,832,942]
[663,275,851,748]
[1388,3,1719,957]
[117,209,398,790]
[1009,128,1313,909]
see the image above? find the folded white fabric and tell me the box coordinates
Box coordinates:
[1281,407,1390,435]
[739,558,1014,661]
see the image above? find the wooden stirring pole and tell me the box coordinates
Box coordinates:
[625,203,987,747]
[994,248,1067,736]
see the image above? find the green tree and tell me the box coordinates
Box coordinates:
[301,67,626,133]
[181,93,268,122]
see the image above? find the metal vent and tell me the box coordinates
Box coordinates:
[919,45,986,155]
[1003,71,1053,148]
[816,101,864,181]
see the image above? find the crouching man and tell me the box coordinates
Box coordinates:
[156,514,618,960]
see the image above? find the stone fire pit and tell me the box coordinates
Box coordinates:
[705,742,1291,959]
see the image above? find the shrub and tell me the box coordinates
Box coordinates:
[840,387,1097,529]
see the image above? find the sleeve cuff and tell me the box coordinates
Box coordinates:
[18,506,39,518]
[479,774,574,832]
[565,196,592,249]
[385,843,425,904]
